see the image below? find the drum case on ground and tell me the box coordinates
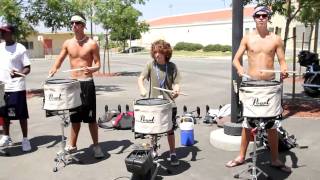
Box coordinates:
[125,149,153,175]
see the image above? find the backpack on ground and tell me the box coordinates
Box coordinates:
[112,111,134,130]
[261,126,298,152]
[98,104,133,130]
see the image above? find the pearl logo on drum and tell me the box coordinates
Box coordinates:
[48,93,62,101]
[138,115,154,123]
[252,98,271,106]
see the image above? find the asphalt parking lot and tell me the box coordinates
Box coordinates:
[0,54,319,180]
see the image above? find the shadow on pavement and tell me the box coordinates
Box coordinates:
[113,71,141,77]
[157,142,202,177]
[237,148,299,180]
[95,85,124,94]
[73,139,133,165]
[1,135,61,157]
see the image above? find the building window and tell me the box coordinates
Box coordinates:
[275,27,282,36]
[21,41,34,50]
[245,28,250,35]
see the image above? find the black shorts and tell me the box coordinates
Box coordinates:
[1,91,29,120]
[70,80,96,123]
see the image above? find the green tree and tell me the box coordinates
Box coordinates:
[94,0,148,74]
[0,0,34,41]
[296,1,320,51]
[25,0,82,32]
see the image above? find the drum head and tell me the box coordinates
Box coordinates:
[241,80,280,87]
[46,79,77,84]
[135,98,170,105]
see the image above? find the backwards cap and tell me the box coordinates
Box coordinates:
[253,6,272,17]
[71,15,86,24]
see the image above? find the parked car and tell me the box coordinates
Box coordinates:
[121,46,144,53]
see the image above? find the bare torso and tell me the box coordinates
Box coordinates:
[66,38,96,79]
[246,32,279,80]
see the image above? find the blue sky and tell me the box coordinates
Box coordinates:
[134,0,233,20]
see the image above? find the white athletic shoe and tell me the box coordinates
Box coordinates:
[0,136,12,147]
[22,138,31,152]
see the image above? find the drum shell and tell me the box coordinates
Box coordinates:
[239,81,283,118]
[134,98,173,134]
[43,79,82,111]
[0,82,4,108]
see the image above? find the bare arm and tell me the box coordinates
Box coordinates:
[10,65,30,78]
[232,36,248,77]
[138,75,147,97]
[84,41,101,75]
[48,41,69,76]
[275,36,288,79]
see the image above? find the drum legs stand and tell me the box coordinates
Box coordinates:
[234,121,270,180]
[150,134,172,180]
[53,111,80,172]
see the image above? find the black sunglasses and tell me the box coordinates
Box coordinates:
[254,14,268,19]
[70,21,82,25]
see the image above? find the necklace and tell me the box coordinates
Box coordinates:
[75,36,87,43]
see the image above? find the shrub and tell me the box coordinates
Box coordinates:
[203,44,231,52]
[174,42,203,51]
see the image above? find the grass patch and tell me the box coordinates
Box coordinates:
[172,50,231,57]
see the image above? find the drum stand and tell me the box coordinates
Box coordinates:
[150,134,172,180]
[52,110,80,172]
[234,118,270,180]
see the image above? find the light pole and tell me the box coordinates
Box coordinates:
[231,0,243,123]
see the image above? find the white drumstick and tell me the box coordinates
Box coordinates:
[242,74,252,79]
[260,69,298,74]
[62,66,98,73]
[0,68,26,77]
[153,87,188,96]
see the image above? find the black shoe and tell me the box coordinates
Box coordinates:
[170,154,180,166]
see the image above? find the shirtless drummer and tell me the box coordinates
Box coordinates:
[49,14,104,158]
[225,6,291,173]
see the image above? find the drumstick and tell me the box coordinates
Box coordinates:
[153,87,188,96]
[242,74,252,79]
[62,66,98,73]
[0,68,26,77]
[260,69,298,74]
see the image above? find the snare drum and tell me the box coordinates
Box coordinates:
[0,81,4,108]
[43,79,82,111]
[134,98,173,134]
[239,80,282,118]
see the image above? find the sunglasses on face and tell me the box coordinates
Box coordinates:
[70,21,82,26]
[254,14,268,19]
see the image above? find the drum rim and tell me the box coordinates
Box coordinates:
[135,98,171,106]
[45,78,79,84]
[241,80,281,87]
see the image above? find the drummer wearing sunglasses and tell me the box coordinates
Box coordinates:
[226,6,291,173]
[49,13,104,159]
